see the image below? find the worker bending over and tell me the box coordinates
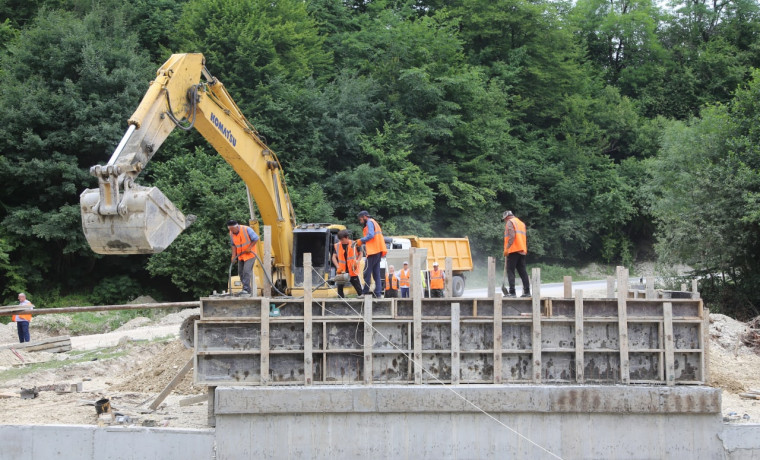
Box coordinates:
[399,262,411,298]
[228,219,259,295]
[429,262,446,297]
[13,293,33,343]
[356,211,387,298]
[503,211,530,297]
[332,230,363,298]
[385,265,400,298]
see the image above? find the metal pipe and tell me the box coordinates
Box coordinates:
[106,124,136,166]
[245,184,256,222]
[0,300,199,317]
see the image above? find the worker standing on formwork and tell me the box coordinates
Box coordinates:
[503,211,531,298]
[356,211,387,298]
[385,265,400,298]
[332,229,363,298]
[399,262,411,298]
[228,219,259,296]
[429,262,446,297]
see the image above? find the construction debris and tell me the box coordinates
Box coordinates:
[0,336,72,353]
[20,387,39,399]
[741,316,760,351]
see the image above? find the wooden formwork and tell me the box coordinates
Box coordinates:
[194,267,706,387]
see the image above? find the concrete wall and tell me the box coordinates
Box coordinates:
[214,385,726,460]
[0,425,214,460]
[721,424,760,460]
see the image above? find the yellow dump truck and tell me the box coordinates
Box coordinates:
[384,236,473,296]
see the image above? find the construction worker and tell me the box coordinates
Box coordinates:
[399,261,411,298]
[429,262,446,298]
[331,229,363,298]
[503,210,530,297]
[13,293,33,343]
[385,265,400,298]
[227,219,259,295]
[356,211,387,298]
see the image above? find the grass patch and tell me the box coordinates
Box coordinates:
[0,346,129,382]
[35,308,173,337]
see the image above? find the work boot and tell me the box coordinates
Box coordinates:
[520,292,531,298]
[506,292,516,298]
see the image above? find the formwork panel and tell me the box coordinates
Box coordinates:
[542,353,575,381]
[583,354,620,382]
[196,323,260,352]
[674,352,702,382]
[674,323,701,350]
[627,301,663,317]
[460,353,494,382]
[422,323,451,350]
[502,354,532,382]
[373,323,409,351]
[460,324,494,351]
[197,354,260,384]
[326,323,363,350]
[502,299,532,316]
[372,354,411,382]
[269,353,306,383]
[629,352,661,381]
[421,353,452,382]
[583,300,618,317]
[672,301,701,318]
[542,323,575,349]
[269,324,323,350]
[269,301,316,317]
[201,298,261,319]
[583,323,619,350]
[628,323,660,350]
[502,323,532,350]
[322,300,364,317]
[325,353,363,383]
[551,299,575,317]
[396,300,413,317]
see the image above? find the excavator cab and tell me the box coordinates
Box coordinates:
[291,224,336,289]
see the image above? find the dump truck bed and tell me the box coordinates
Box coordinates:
[397,236,473,272]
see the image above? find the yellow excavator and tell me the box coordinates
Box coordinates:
[80,53,351,296]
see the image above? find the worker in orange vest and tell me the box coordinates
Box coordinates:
[13,293,34,343]
[399,261,411,298]
[356,211,387,298]
[227,219,260,296]
[331,229,363,298]
[503,210,530,297]
[428,262,446,298]
[385,265,400,298]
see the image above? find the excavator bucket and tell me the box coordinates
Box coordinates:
[80,185,192,255]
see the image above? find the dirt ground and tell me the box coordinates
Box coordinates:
[1,304,759,428]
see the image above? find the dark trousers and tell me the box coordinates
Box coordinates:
[337,276,363,298]
[16,321,30,343]
[237,257,255,293]
[385,289,398,298]
[431,289,444,298]
[506,252,530,294]
[363,253,382,297]
[400,287,410,298]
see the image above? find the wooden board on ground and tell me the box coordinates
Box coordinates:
[0,336,71,353]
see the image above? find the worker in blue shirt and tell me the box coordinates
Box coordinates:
[356,211,387,298]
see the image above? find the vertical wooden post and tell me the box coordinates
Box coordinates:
[411,250,422,384]
[531,267,542,383]
[445,257,453,298]
[563,276,573,298]
[646,275,655,299]
[451,302,460,385]
[606,276,616,299]
[575,290,584,383]
[487,257,496,298]
[263,225,272,298]
[207,386,216,428]
[702,302,709,383]
[691,279,700,299]
[260,298,270,385]
[303,253,313,385]
[663,301,675,386]
[617,266,630,384]
[363,295,373,384]
[493,294,503,384]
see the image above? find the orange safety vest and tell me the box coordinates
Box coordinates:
[504,217,527,255]
[13,301,33,322]
[399,269,410,288]
[334,242,360,277]
[230,225,257,261]
[385,273,399,290]
[429,269,444,290]
[362,218,387,257]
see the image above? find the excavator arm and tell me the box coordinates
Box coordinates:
[81,53,296,282]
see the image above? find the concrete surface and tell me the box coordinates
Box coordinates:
[0,425,214,460]
[214,385,726,460]
[720,424,760,460]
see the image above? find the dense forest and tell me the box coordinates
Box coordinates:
[0,0,758,317]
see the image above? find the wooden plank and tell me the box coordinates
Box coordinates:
[606,276,616,299]
[493,294,502,384]
[617,266,630,384]
[260,298,270,385]
[149,357,193,410]
[487,257,496,299]
[646,275,655,299]
[0,336,70,350]
[445,257,453,298]
[412,249,422,384]
[531,267,542,383]
[304,253,313,385]
[563,276,572,298]
[179,394,208,407]
[691,279,699,299]
[575,290,584,384]
[663,301,675,386]
[702,303,709,383]
[363,296,373,385]
[207,386,216,428]
[451,302,460,385]
[263,225,272,298]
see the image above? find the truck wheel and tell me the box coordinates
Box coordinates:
[452,275,465,297]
